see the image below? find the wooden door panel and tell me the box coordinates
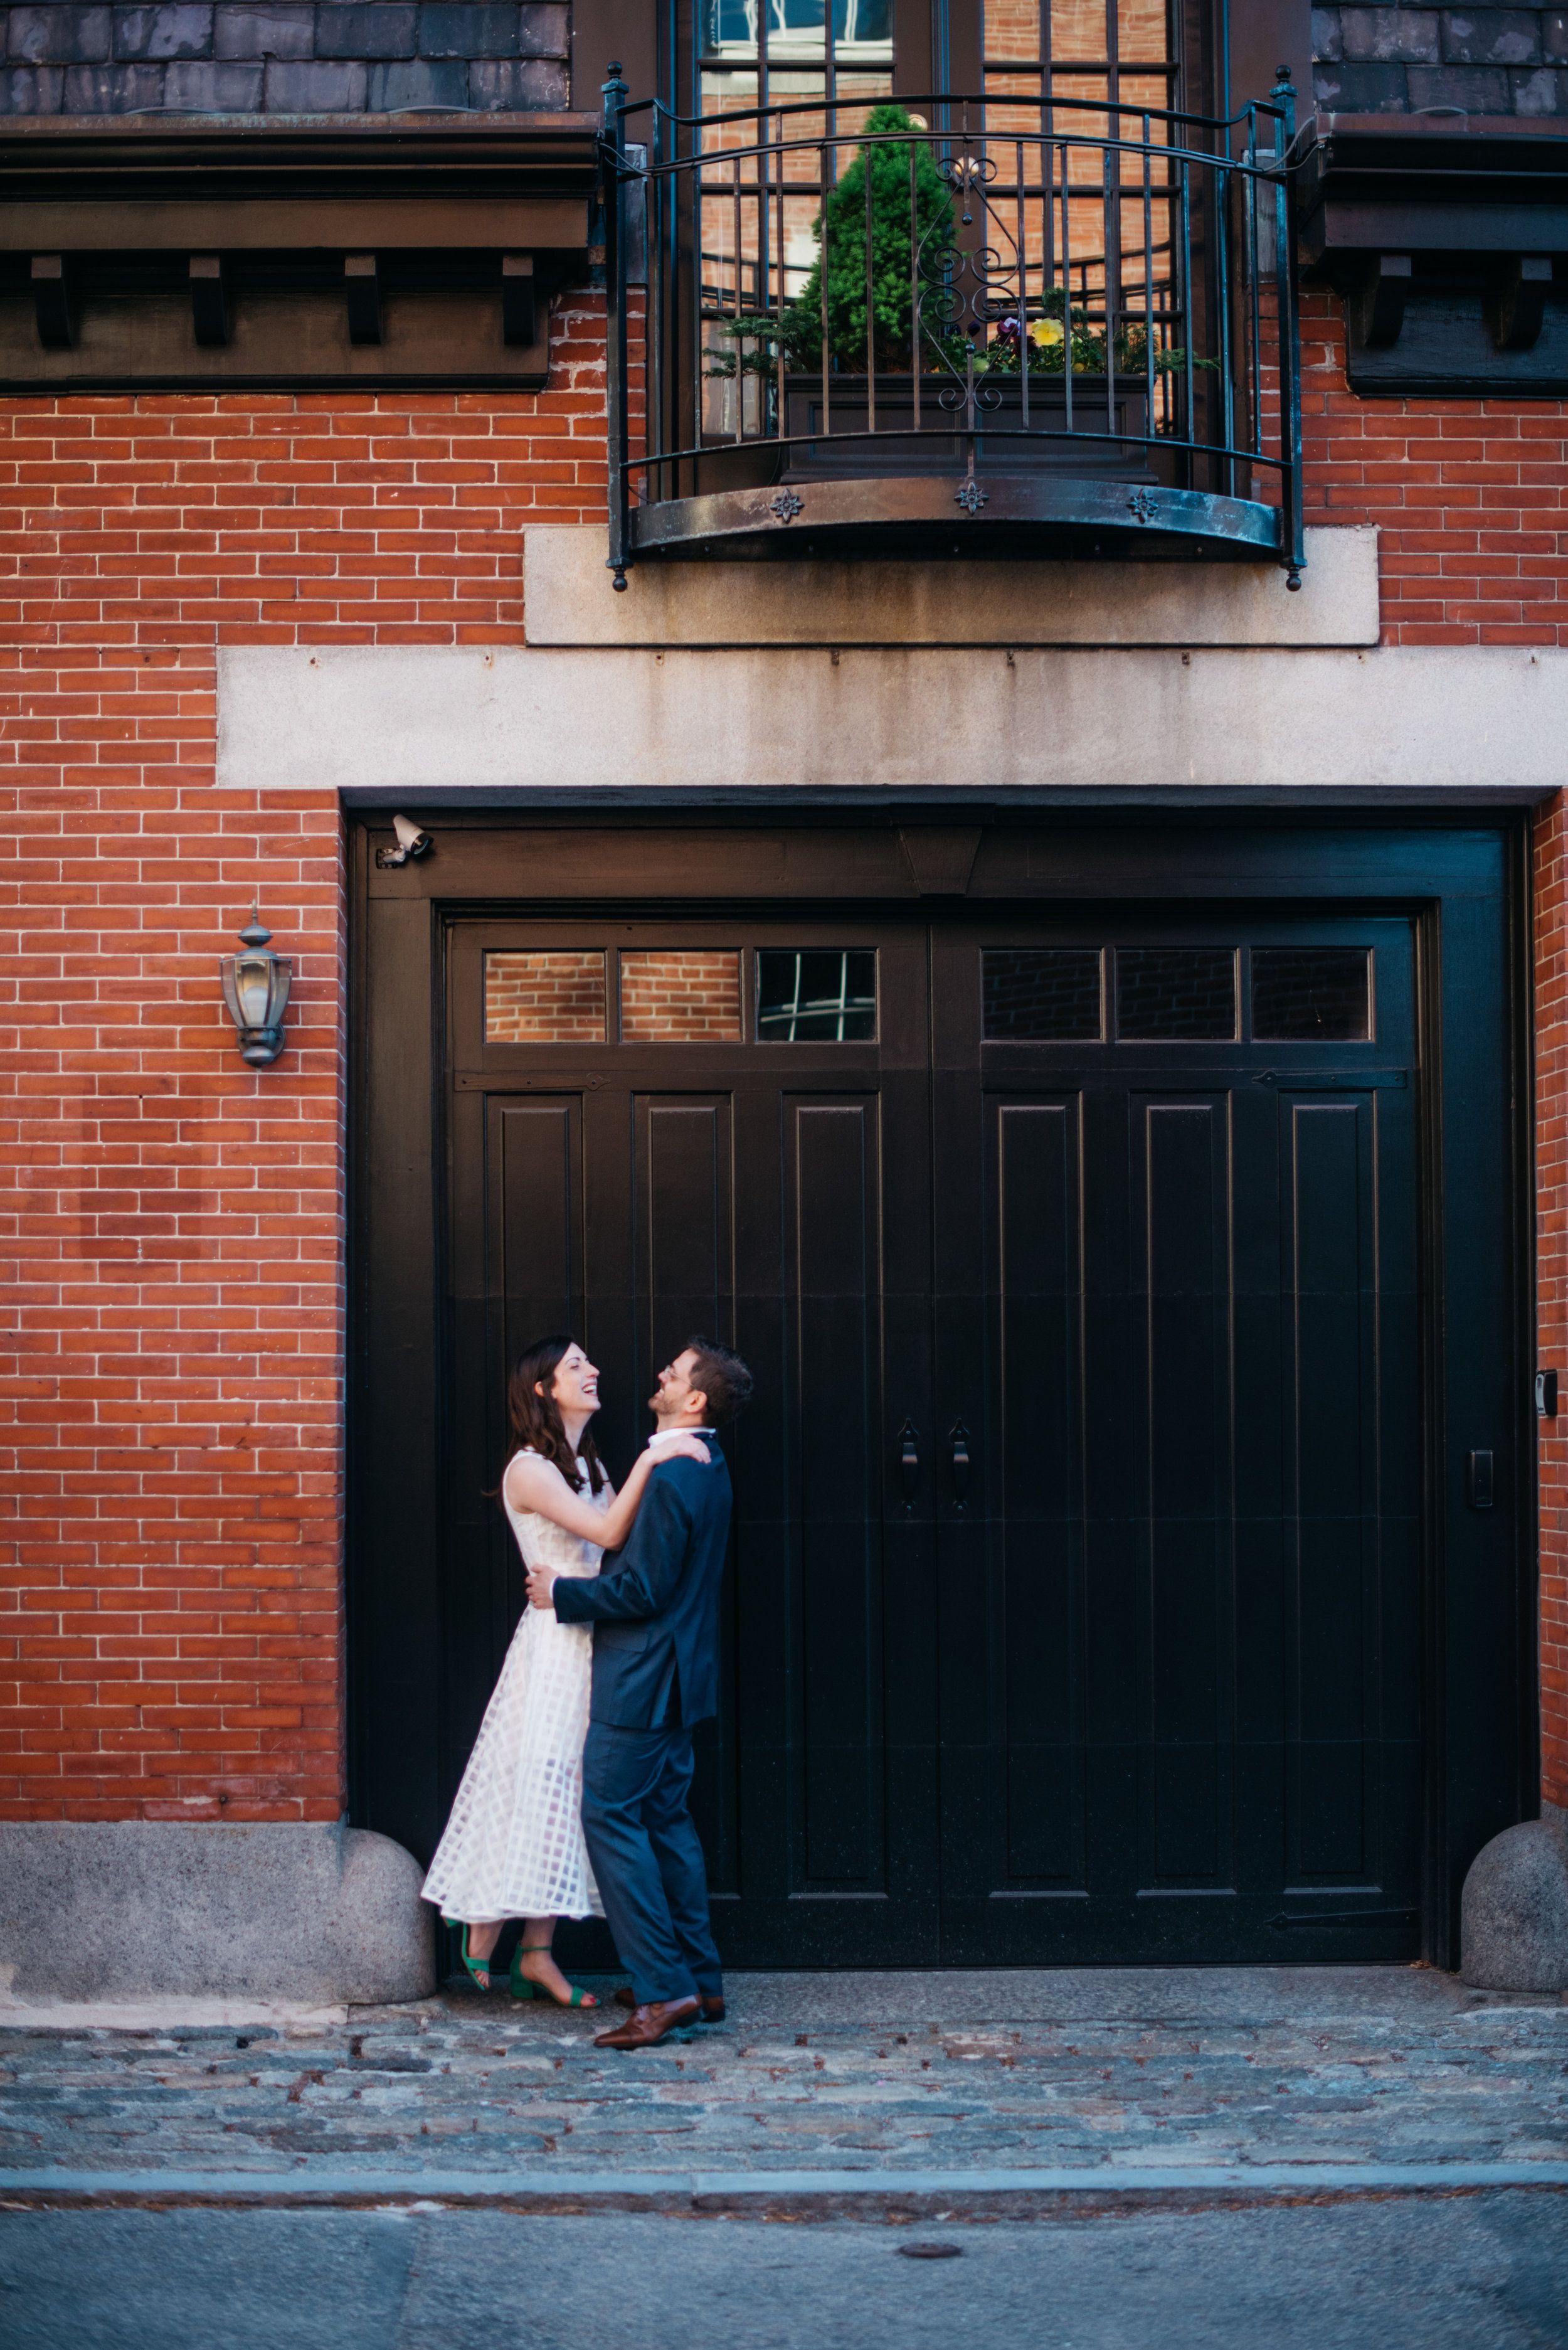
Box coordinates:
[935,917,1425,1964]
[788,1097,886,1891]
[996,1102,1087,1890]
[1135,1095,1235,1896]
[446,918,938,1970]
[632,1092,741,1899]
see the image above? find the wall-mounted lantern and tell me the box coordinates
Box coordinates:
[220,909,292,1066]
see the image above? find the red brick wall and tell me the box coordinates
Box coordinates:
[2,279,1565,1829]
[0,295,611,1824]
[619,952,743,1041]
[485,950,608,1043]
[1299,286,1568,648]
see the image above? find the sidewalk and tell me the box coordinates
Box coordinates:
[3,1967,1566,2206]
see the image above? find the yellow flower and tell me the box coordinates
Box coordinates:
[1030,318,1064,348]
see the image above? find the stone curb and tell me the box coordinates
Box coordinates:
[3,2161,1565,2209]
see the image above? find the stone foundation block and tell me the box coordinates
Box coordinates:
[0,1821,435,2007]
[1460,1803,1568,1992]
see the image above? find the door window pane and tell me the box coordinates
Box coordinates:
[758,949,877,1040]
[1252,948,1372,1042]
[1116,947,1237,1041]
[621,951,743,1041]
[983,947,1103,1039]
[485,951,606,1043]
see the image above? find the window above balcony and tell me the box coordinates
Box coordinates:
[603,2,1305,585]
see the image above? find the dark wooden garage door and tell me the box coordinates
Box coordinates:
[932,918,1421,1962]
[443,912,1422,1967]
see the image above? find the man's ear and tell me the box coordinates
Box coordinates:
[688,1388,709,1423]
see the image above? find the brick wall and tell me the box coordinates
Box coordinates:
[619,951,743,1042]
[0,294,610,1822]
[1300,284,1568,646]
[3,262,1565,1833]
[485,948,606,1041]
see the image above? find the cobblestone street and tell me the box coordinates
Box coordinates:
[3,1967,1565,2196]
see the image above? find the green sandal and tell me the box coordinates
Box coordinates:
[444,1919,498,1992]
[510,1941,599,2008]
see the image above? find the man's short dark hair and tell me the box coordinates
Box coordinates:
[685,1336,754,1427]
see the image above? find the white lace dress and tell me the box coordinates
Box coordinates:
[421,1449,608,1923]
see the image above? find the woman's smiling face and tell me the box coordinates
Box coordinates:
[545,1343,600,1417]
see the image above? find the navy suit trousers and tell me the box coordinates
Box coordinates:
[580,1721,722,2008]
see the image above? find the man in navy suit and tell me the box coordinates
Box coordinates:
[526,1336,753,2049]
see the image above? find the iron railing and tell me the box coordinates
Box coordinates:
[601,73,1304,587]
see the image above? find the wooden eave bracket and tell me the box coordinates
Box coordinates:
[190,253,228,347]
[344,253,381,346]
[1353,253,1411,348]
[502,252,534,348]
[29,252,72,347]
[1490,255,1553,351]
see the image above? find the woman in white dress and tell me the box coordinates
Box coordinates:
[421,1334,709,2006]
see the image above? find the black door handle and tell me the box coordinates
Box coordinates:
[948,1419,972,1507]
[898,1419,920,1511]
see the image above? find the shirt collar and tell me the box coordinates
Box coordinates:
[647,1425,716,1445]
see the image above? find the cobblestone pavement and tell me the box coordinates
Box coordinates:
[3,1968,1566,2186]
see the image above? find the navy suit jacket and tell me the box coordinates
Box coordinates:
[551,1448,733,1730]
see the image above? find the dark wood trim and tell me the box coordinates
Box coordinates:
[0,114,595,393]
[0,274,556,393]
[1298,116,1568,397]
[0,115,601,203]
[339,786,1559,813]
[1415,896,1450,1969]
[573,0,657,117]
[1226,0,1311,116]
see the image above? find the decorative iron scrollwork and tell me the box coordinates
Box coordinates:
[770,490,803,524]
[1127,488,1159,524]
[955,479,988,514]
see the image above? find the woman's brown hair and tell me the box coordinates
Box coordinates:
[500,1334,607,1495]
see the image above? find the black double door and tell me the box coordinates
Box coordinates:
[445,911,1422,1966]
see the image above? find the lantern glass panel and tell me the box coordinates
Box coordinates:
[234,955,277,1026]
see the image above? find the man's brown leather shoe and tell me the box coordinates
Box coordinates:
[593,1996,701,2050]
[613,1986,725,2023]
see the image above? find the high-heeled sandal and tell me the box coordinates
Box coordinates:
[510,1941,598,2008]
[445,1919,498,1992]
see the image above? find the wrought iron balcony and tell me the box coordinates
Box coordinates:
[601,75,1304,588]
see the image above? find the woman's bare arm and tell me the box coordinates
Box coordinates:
[505,1435,711,1557]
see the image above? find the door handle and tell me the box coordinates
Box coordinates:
[948,1419,972,1508]
[897,1419,920,1512]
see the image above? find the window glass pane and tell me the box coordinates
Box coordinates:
[703,0,891,50]
[1116,947,1236,1041]
[485,951,606,1043]
[1252,947,1371,1043]
[621,951,743,1041]
[983,947,1102,1039]
[758,949,877,1040]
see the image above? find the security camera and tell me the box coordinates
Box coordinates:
[375,814,434,868]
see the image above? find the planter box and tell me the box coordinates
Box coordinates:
[782,371,1157,480]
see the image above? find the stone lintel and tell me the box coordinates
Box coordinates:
[522,526,1380,650]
